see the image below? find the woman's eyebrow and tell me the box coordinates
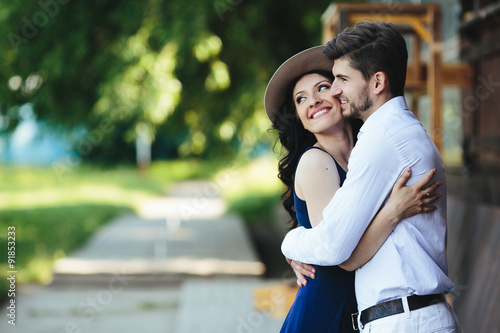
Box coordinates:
[315,79,331,86]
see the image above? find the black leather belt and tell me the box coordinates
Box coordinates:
[351,294,444,330]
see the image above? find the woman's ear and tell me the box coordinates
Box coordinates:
[372,71,387,95]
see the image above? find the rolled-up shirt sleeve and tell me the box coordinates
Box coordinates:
[281,129,403,266]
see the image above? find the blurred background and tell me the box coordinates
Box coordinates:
[0,0,499,332]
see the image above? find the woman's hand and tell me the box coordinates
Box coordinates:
[286,258,315,287]
[386,168,442,223]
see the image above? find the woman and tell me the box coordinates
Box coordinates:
[264,46,441,333]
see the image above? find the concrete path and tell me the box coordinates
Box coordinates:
[0,181,285,332]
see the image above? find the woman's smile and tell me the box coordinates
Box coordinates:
[311,106,331,119]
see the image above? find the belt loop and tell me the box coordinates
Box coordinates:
[402,296,411,319]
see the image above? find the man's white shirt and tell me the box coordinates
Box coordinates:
[281,96,455,311]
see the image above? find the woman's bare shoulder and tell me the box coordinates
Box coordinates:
[295,148,339,189]
[296,147,336,171]
[294,147,341,218]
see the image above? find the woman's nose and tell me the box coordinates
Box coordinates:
[310,95,321,107]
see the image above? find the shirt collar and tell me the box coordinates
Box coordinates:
[358,96,408,136]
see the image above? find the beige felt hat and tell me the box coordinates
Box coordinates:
[264,46,333,124]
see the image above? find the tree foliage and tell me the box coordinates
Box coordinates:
[0,0,333,163]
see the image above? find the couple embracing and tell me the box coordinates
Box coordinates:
[264,21,461,332]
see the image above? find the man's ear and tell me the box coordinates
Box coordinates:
[372,71,387,95]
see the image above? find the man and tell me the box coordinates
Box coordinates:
[281,21,461,332]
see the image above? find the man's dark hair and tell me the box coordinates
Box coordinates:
[323,20,408,97]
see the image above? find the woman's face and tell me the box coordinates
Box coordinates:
[293,73,343,135]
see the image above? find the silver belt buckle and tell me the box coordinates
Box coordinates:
[351,312,359,330]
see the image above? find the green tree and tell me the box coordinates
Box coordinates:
[0,0,333,163]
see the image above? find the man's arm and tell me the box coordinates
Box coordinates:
[338,168,441,271]
[281,133,403,266]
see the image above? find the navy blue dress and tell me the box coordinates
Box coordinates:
[280,147,357,333]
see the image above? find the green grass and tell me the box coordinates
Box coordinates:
[0,204,131,289]
[227,192,281,226]
[216,157,283,226]
[0,160,216,211]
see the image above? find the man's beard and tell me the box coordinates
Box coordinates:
[344,85,372,120]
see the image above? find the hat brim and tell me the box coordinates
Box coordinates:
[264,46,333,124]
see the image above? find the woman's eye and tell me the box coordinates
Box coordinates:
[318,85,330,92]
[296,96,305,104]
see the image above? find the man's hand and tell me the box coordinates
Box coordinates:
[286,258,316,287]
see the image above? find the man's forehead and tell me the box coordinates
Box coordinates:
[332,58,360,77]
[332,58,350,72]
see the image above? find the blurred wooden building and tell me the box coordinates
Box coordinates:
[321,2,500,332]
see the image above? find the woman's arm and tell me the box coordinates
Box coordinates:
[338,168,441,271]
[294,148,341,227]
[289,148,344,286]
